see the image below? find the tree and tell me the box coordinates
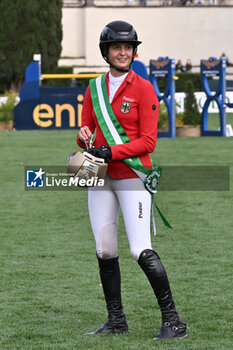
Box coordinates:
[183,80,201,125]
[0,0,62,92]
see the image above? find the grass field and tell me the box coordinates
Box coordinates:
[0,129,233,350]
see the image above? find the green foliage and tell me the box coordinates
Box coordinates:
[158,101,184,129]
[176,111,184,126]
[0,77,9,95]
[158,102,168,130]
[0,91,18,122]
[42,66,74,87]
[157,73,202,93]
[74,72,104,87]
[183,80,201,125]
[76,74,93,87]
[175,72,202,92]
[0,0,63,91]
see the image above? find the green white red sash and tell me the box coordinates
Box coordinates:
[89,74,172,230]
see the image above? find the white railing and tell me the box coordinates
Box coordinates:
[93,0,233,6]
[63,0,233,6]
[63,0,86,7]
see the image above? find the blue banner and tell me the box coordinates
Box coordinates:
[14,86,87,130]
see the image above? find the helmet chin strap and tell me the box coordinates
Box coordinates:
[109,63,130,73]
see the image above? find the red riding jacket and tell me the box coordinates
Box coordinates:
[77,69,159,179]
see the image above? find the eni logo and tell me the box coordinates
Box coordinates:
[33,94,84,128]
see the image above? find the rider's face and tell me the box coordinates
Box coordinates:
[108,42,134,72]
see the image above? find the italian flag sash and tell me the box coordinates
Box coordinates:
[89,74,172,230]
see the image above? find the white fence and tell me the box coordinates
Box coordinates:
[175,92,233,113]
[63,0,233,6]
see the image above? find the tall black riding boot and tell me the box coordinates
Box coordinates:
[138,249,187,340]
[84,256,129,335]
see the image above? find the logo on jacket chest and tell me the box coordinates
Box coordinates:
[121,102,131,114]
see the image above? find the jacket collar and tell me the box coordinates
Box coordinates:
[106,68,135,84]
[125,69,135,83]
[105,69,135,103]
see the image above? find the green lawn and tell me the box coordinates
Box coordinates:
[207,112,233,130]
[0,130,232,350]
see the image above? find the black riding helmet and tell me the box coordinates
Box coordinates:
[99,20,142,72]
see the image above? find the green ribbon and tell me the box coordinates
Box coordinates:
[154,201,172,229]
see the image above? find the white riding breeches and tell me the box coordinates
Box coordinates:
[88,176,153,261]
